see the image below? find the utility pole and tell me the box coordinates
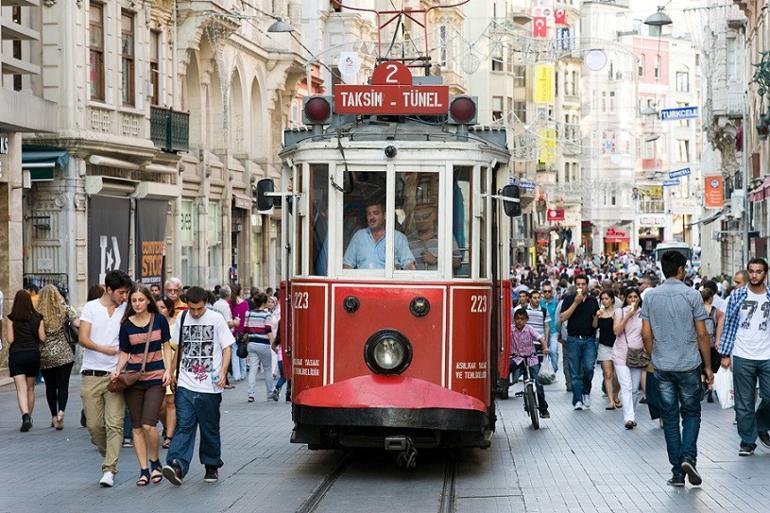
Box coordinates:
[742,88,749,269]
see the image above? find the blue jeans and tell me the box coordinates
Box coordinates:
[548,332,560,373]
[167,387,223,477]
[275,360,286,391]
[565,336,597,405]
[656,368,702,477]
[123,406,132,440]
[733,356,770,446]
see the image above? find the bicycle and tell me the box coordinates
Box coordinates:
[509,351,544,430]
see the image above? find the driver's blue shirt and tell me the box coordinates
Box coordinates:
[343,228,415,269]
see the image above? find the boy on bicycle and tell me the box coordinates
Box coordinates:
[511,309,551,419]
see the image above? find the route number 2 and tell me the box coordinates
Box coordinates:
[470,295,487,313]
[293,291,309,309]
[385,63,399,83]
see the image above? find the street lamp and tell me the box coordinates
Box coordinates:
[644,6,673,27]
[267,20,294,33]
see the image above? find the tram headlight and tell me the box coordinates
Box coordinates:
[364,330,412,375]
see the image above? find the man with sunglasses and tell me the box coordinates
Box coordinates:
[541,286,560,374]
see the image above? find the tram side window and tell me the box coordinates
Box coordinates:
[341,171,394,270]
[479,167,488,279]
[295,169,303,275]
[310,164,329,276]
[453,166,472,278]
[396,171,450,272]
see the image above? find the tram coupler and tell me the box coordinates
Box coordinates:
[386,436,417,468]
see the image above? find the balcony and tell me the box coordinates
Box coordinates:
[151,107,189,153]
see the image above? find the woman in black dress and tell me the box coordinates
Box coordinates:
[6,290,47,431]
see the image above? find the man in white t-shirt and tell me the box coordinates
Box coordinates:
[718,258,770,456]
[78,270,131,487]
[163,286,234,487]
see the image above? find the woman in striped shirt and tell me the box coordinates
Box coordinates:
[115,286,172,486]
[244,293,277,402]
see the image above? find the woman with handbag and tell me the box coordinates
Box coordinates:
[6,289,46,432]
[113,286,172,486]
[36,285,78,430]
[613,288,646,429]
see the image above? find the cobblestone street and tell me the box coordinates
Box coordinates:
[0,372,767,513]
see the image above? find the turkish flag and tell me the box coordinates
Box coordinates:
[554,9,566,25]
[533,17,547,38]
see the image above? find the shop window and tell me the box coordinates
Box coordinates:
[207,201,222,285]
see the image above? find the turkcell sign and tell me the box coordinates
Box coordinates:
[662,178,681,187]
[334,61,449,115]
[660,106,698,121]
[519,180,536,190]
[669,167,691,179]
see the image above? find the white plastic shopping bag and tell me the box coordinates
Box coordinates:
[713,366,734,409]
[537,356,556,385]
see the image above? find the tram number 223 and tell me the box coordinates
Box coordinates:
[470,295,488,313]
[293,291,309,309]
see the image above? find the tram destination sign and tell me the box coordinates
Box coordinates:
[660,106,698,121]
[334,61,449,115]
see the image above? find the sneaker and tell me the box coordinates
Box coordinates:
[247,396,255,403]
[539,410,551,419]
[667,475,685,487]
[681,459,702,486]
[122,438,134,448]
[639,396,648,404]
[758,431,770,449]
[20,414,32,432]
[739,443,757,456]
[624,421,635,430]
[582,395,591,408]
[162,461,183,486]
[285,394,291,402]
[272,389,280,402]
[99,471,115,487]
[573,401,584,411]
[204,465,218,483]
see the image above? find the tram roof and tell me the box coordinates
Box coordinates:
[282,118,510,158]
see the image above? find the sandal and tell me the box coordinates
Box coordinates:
[150,460,163,483]
[136,469,151,486]
[162,436,172,449]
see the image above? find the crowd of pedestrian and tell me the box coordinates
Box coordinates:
[3,271,283,489]
[507,250,770,488]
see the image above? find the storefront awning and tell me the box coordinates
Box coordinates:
[688,208,725,227]
[22,146,70,182]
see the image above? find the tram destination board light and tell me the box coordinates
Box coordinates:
[447,96,478,125]
[303,96,333,125]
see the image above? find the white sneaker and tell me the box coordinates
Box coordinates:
[99,471,114,487]
[582,394,591,408]
[574,401,584,411]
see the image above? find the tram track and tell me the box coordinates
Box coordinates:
[294,450,459,513]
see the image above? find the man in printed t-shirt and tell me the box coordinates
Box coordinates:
[163,286,234,486]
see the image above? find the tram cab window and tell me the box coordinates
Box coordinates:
[310,165,329,276]
[341,171,413,270]
[396,172,459,272]
[453,167,472,278]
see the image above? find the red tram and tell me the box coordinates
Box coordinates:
[257,60,520,461]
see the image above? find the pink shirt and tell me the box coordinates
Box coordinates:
[612,306,643,367]
[510,324,541,367]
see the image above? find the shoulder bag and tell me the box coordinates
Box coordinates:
[107,315,155,393]
[621,308,650,368]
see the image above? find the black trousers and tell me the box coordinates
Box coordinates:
[41,362,74,416]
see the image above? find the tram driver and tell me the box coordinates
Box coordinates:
[343,199,416,270]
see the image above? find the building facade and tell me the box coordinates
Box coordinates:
[21,0,304,308]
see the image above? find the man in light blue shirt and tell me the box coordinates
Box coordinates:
[343,201,416,270]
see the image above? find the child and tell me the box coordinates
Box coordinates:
[510,309,550,419]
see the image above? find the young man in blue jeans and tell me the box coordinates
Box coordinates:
[163,286,235,486]
[642,250,713,487]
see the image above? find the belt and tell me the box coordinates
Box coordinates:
[81,369,110,377]
[570,335,593,340]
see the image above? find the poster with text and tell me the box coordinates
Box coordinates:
[88,196,130,287]
[136,199,169,285]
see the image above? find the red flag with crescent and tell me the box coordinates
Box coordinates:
[533,17,547,38]
[554,9,566,25]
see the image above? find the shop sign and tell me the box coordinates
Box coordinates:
[333,61,448,115]
[704,175,724,208]
[136,199,168,285]
[180,200,194,242]
[639,215,665,226]
[0,135,8,154]
[662,178,680,187]
[605,227,629,241]
[547,208,565,221]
